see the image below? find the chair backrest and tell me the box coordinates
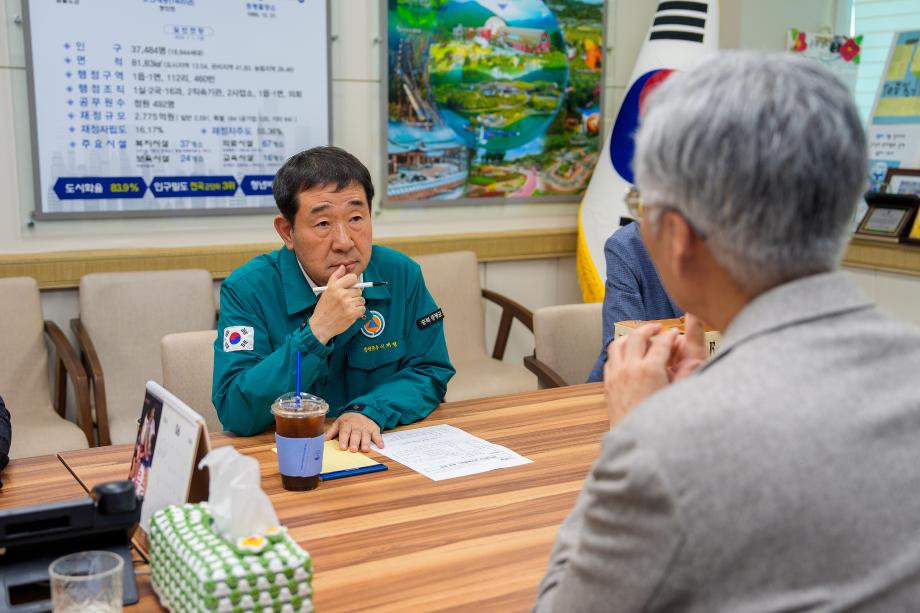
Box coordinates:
[412,251,487,364]
[0,277,51,413]
[534,302,603,386]
[161,330,222,433]
[79,269,216,441]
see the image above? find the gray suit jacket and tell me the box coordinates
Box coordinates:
[535,272,920,612]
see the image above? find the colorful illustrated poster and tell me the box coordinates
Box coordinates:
[385,0,605,205]
[25,0,329,219]
[867,31,920,190]
[787,29,861,93]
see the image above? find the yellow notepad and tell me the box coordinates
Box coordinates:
[272,440,387,480]
[320,440,382,472]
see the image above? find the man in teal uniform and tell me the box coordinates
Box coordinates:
[213,146,455,451]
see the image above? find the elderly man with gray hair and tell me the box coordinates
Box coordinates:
[535,52,920,611]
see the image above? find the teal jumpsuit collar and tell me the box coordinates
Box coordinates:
[280,246,318,315]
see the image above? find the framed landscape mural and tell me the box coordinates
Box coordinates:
[384,0,606,206]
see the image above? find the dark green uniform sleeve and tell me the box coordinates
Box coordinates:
[212,281,332,436]
[348,267,455,430]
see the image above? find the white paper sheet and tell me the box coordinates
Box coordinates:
[372,424,532,481]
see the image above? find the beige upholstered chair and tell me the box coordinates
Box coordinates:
[525,303,603,388]
[413,251,536,401]
[0,277,93,458]
[160,330,222,433]
[72,270,216,445]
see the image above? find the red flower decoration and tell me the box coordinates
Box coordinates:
[840,38,861,62]
[793,32,808,52]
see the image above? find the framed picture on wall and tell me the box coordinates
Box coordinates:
[24,0,331,220]
[885,168,920,197]
[383,0,607,207]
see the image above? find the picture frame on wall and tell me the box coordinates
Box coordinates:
[884,168,920,197]
[855,192,918,243]
[24,0,332,220]
[382,0,608,208]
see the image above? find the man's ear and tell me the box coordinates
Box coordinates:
[274,214,295,250]
[665,210,698,277]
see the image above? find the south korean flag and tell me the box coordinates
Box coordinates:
[223,326,254,352]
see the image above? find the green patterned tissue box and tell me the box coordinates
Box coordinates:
[150,503,313,612]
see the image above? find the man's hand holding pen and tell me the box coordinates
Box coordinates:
[309,265,366,345]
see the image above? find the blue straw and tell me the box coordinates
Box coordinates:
[295,322,306,407]
[295,351,302,405]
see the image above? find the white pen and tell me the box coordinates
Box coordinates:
[312,281,388,295]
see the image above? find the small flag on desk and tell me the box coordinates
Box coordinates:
[576,0,720,302]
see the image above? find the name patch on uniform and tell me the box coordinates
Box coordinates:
[223,326,254,352]
[417,308,444,330]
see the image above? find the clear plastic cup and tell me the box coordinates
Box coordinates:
[271,392,329,491]
[49,550,123,612]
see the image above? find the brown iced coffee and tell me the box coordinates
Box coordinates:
[271,393,329,491]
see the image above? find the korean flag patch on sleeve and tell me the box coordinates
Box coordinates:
[223,326,254,352]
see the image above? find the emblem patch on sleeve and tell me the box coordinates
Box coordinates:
[223,326,254,351]
[416,308,444,330]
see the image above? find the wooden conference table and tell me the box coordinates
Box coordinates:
[0,453,88,508]
[7,383,609,612]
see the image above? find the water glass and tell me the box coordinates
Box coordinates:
[49,550,124,613]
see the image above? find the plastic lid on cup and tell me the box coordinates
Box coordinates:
[271,392,329,418]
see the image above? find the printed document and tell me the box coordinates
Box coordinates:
[373,424,531,481]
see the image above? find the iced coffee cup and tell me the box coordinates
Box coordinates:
[271,392,329,491]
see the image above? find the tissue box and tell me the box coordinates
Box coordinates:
[150,503,313,612]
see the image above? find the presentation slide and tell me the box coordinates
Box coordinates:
[26,0,329,218]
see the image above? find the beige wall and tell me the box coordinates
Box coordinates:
[845,267,920,327]
[738,0,836,51]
